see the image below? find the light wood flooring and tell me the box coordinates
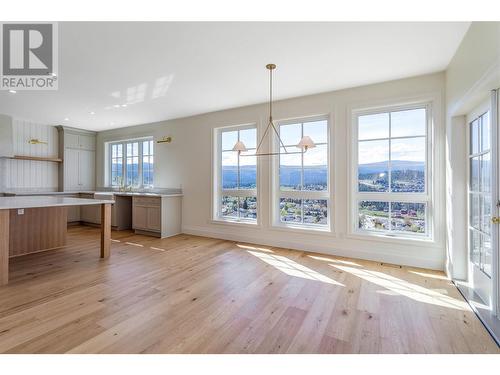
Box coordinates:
[0,225,498,354]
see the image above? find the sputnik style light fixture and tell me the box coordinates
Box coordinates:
[233,64,315,156]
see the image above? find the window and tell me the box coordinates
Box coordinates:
[354,105,430,237]
[215,125,257,222]
[276,117,329,227]
[109,138,154,188]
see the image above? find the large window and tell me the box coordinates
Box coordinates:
[109,138,154,188]
[276,117,329,227]
[354,105,430,237]
[215,125,257,222]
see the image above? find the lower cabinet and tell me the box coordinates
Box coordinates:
[64,192,181,238]
[132,196,181,238]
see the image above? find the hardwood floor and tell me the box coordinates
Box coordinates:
[0,225,498,354]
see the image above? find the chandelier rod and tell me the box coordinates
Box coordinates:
[253,64,289,155]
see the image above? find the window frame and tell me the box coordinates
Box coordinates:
[108,137,154,188]
[351,102,433,240]
[213,123,259,224]
[271,114,331,232]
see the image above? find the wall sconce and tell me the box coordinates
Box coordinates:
[28,138,48,145]
[157,136,172,144]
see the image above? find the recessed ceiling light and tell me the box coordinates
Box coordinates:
[8,90,16,94]
[121,104,127,107]
[90,111,95,115]
[113,104,120,108]
[64,118,69,121]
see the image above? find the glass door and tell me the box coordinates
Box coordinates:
[468,103,493,306]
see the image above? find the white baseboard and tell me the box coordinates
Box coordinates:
[182,224,444,271]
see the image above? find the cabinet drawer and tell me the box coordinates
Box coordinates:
[133,196,161,206]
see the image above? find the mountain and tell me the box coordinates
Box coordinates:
[358,160,424,174]
[222,165,327,188]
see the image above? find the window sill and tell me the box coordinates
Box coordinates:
[271,222,333,236]
[346,230,435,246]
[210,218,260,228]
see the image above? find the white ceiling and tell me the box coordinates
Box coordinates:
[0,22,470,131]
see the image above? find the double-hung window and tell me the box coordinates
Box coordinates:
[215,125,257,222]
[353,105,431,238]
[109,138,154,188]
[275,117,329,228]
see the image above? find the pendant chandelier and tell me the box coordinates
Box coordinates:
[233,64,316,156]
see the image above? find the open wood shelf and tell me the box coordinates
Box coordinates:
[9,155,63,163]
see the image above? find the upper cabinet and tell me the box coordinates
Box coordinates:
[0,115,14,157]
[65,132,95,151]
[79,134,96,151]
[57,126,96,191]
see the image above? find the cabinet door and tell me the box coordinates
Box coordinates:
[79,134,95,151]
[147,207,161,231]
[79,150,95,190]
[64,149,80,191]
[133,206,148,230]
[65,133,80,149]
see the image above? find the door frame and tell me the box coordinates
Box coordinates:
[491,89,500,317]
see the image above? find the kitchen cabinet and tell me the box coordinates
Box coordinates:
[79,150,95,190]
[132,195,181,238]
[63,149,95,191]
[79,134,96,151]
[57,126,96,192]
[64,132,95,151]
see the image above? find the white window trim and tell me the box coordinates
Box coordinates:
[107,136,154,188]
[212,123,259,225]
[271,114,332,232]
[350,102,434,241]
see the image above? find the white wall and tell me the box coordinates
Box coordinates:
[97,72,446,270]
[0,119,59,191]
[445,22,500,279]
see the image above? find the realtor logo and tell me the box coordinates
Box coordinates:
[0,22,58,90]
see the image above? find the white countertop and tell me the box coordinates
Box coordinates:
[1,190,182,198]
[0,196,115,210]
[112,192,183,197]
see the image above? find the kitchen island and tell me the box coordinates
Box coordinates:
[0,196,114,285]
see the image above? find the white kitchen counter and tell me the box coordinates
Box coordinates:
[112,192,183,197]
[0,196,115,210]
[1,190,182,198]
